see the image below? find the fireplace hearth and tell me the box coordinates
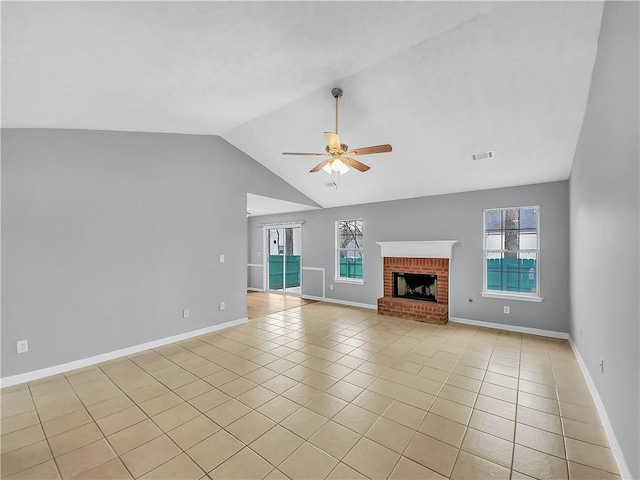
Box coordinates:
[393,272,437,303]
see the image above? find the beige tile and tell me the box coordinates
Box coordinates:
[186,429,243,472]
[565,438,618,474]
[404,432,458,477]
[461,427,513,468]
[513,444,569,480]
[279,442,338,480]
[87,395,134,420]
[56,439,117,479]
[389,457,446,480]
[49,423,104,457]
[451,450,510,480]
[419,413,467,448]
[1,411,40,436]
[96,406,147,437]
[517,405,563,435]
[518,392,560,415]
[327,463,369,480]
[408,376,443,396]
[333,404,378,435]
[325,381,364,402]
[166,415,219,450]
[308,421,360,460]
[1,441,53,477]
[474,394,516,421]
[429,398,472,425]
[73,458,132,479]
[281,407,328,439]
[262,375,299,394]
[1,424,45,455]
[439,384,478,407]
[568,461,621,479]
[446,374,482,393]
[562,417,608,447]
[353,390,394,415]
[107,418,163,455]
[516,423,565,458]
[256,395,300,423]
[236,386,278,409]
[519,378,557,399]
[395,387,436,411]
[484,371,519,390]
[174,380,214,401]
[382,400,426,429]
[250,424,304,465]
[5,459,60,479]
[140,453,204,480]
[42,409,93,438]
[128,382,170,404]
[417,366,450,383]
[263,468,289,480]
[189,388,231,413]
[368,379,405,399]
[282,383,323,405]
[120,435,180,478]
[365,417,414,454]
[210,448,273,480]
[560,402,602,425]
[205,399,251,427]
[226,411,275,444]
[152,402,200,432]
[468,409,514,441]
[305,392,347,418]
[139,392,183,417]
[343,437,400,480]
[218,377,257,397]
[37,398,85,422]
[479,382,517,403]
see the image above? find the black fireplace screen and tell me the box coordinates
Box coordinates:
[393,272,437,302]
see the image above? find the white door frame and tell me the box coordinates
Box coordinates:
[262,223,303,295]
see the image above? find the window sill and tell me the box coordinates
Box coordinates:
[334,278,365,285]
[481,291,544,303]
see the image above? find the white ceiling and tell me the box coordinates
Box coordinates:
[247,193,319,218]
[2,1,604,209]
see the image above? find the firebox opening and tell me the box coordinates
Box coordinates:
[393,272,437,303]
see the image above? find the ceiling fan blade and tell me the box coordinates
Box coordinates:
[346,144,392,156]
[282,152,326,156]
[342,157,371,172]
[324,132,342,153]
[310,160,331,173]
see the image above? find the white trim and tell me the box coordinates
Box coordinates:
[247,263,263,268]
[301,295,377,310]
[480,291,544,303]
[334,278,365,285]
[0,317,248,388]
[449,316,568,339]
[568,337,632,480]
[376,240,458,259]
[247,287,265,292]
[302,266,325,298]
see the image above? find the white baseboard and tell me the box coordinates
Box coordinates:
[0,317,249,388]
[247,287,265,292]
[568,337,632,479]
[449,316,569,339]
[301,295,377,310]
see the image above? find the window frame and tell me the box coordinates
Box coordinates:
[481,206,543,302]
[335,218,365,285]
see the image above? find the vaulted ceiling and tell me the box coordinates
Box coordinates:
[2,2,604,209]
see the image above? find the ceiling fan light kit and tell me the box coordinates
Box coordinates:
[282,87,392,175]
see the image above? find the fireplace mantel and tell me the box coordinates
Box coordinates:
[376,241,458,259]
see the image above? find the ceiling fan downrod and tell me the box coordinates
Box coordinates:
[332,87,343,135]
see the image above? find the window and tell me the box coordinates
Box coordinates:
[482,206,543,302]
[336,219,364,283]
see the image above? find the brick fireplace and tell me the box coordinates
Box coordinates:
[376,241,457,325]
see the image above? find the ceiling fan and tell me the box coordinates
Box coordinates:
[282,88,392,174]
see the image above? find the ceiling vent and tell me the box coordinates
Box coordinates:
[472,150,495,161]
[325,181,337,188]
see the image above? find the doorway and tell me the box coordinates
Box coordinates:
[264,224,302,295]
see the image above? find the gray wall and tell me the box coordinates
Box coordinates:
[568,2,640,477]
[1,129,316,378]
[249,181,570,333]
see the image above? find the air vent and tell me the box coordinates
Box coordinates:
[472,150,495,161]
[325,181,337,188]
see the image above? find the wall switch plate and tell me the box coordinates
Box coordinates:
[219,302,225,311]
[219,254,225,263]
[183,309,190,319]
[503,306,510,314]
[17,340,29,354]
[599,357,604,373]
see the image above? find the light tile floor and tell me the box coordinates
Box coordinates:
[1,303,621,479]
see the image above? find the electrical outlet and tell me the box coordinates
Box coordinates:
[219,302,225,311]
[330,284,334,291]
[183,309,190,319]
[17,340,28,354]
[219,254,225,263]
[503,306,510,314]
